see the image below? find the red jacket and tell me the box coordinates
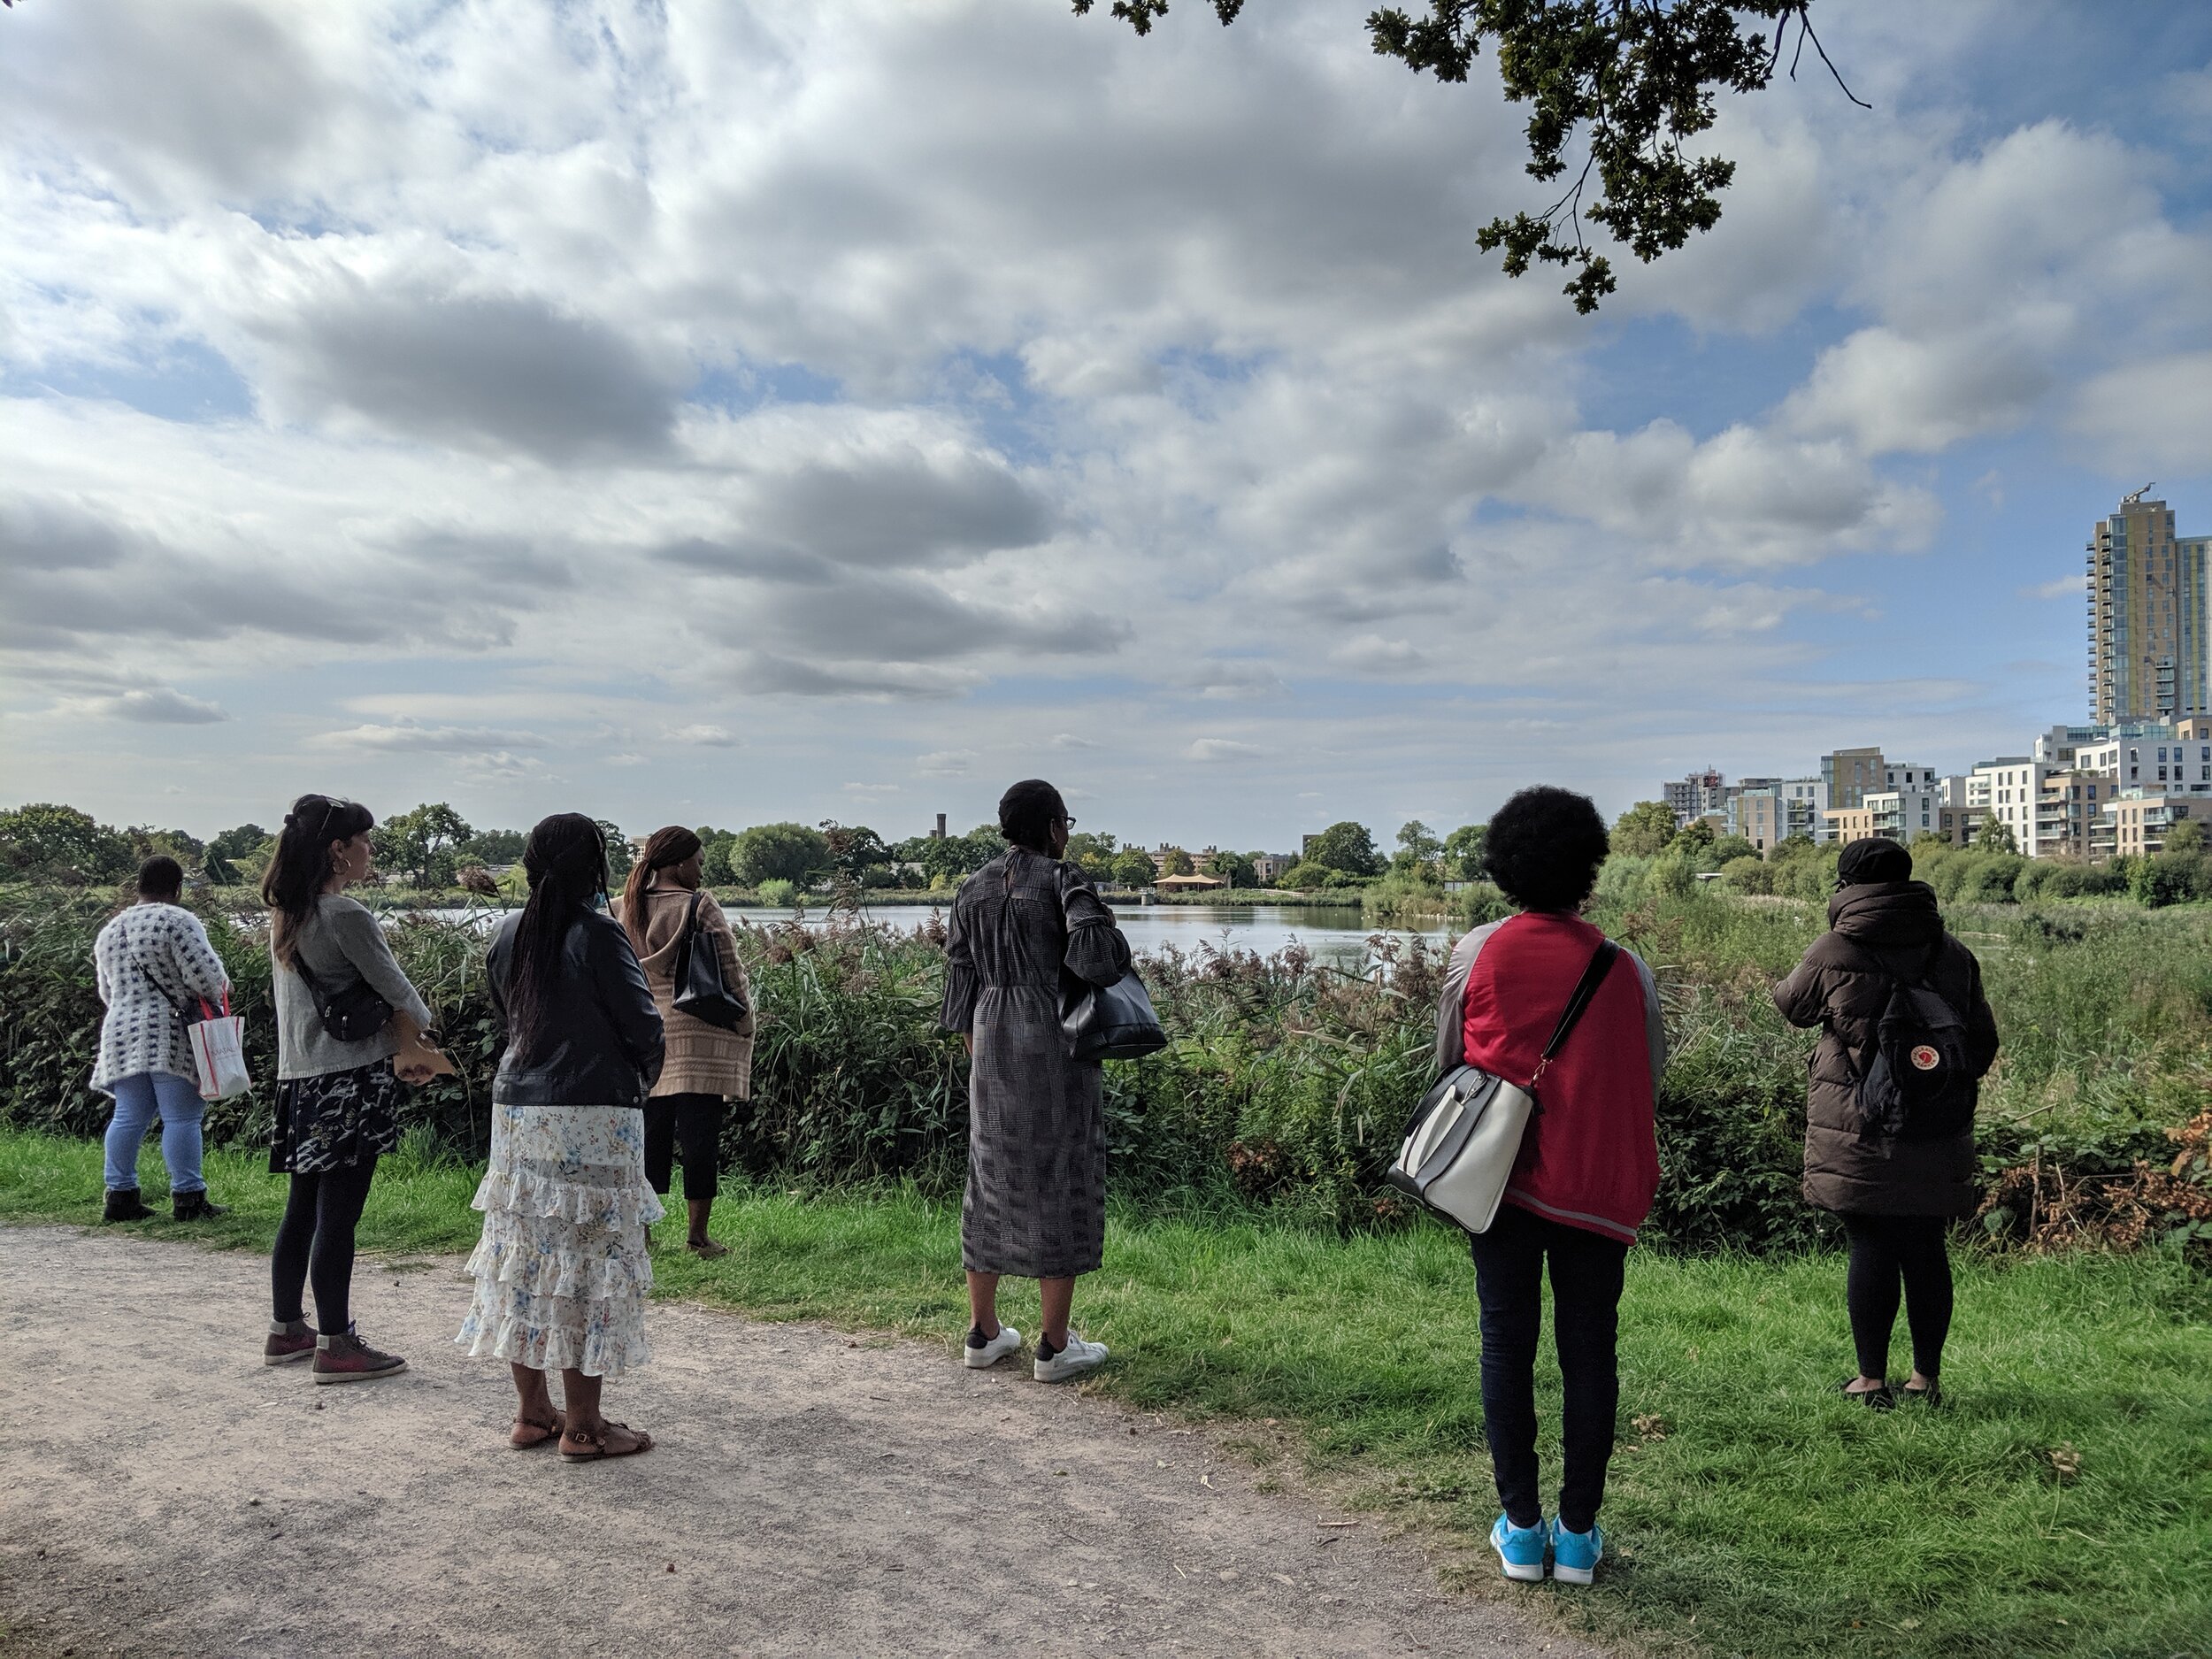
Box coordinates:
[1450,910,1663,1244]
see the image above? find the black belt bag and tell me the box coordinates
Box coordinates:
[292,956,395,1043]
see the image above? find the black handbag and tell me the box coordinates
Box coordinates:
[291,955,395,1044]
[1061,967,1168,1061]
[672,890,749,1032]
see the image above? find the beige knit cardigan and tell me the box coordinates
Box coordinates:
[623,887,756,1100]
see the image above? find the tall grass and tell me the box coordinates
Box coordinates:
[4,882,2207,1261]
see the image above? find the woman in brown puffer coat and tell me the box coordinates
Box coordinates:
[1773,837,1999,1409]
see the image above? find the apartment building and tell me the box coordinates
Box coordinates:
[1732,777,1828,849]
[1821,747,1886,817]
[2094,793,2205,861]
[1864,789,1975,847]
[1663,769,1731,824]
[2088,491,2211,724]
[2037,771,2114,857]
[1968,757,2052,854]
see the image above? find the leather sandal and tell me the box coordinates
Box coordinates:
[510,1409,565,1449]
[559,1421,653,1463]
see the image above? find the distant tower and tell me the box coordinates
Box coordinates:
[932,813,947,840]
[2088,491,2209,723]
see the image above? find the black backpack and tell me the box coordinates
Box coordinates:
[1848,941,1976,1141]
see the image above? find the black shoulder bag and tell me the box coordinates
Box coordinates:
[672,891,749,1031]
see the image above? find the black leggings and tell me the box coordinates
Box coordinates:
[1466,1203,1629,1534]
[643,1093,725,1199]
[1841,1212,1954,1381]
[271,1156,380,1336]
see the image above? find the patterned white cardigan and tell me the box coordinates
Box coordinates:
[91,902,232,1094]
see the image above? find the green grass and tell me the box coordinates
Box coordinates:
[6,1126,2208,1659]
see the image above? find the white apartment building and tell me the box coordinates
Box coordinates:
[1865,788,1975,846]
[1970,757,2051,854]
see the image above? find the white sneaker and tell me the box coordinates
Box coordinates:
[1033,1334,1108,1384]
[964,1325,1022,1369]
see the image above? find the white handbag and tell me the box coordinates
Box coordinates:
[187,993,253,1102]
[1388,941,1617,1233]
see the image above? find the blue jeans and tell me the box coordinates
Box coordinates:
[104,1072,206,1195]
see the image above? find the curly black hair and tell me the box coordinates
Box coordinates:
[1484,786,1609,913]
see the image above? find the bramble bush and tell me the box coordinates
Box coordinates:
[3,882,2206,1263]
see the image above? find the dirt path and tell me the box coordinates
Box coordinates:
[1,1226,1603,1659]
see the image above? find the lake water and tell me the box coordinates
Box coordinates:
[730,902,1454,972]
[412,902,1454,972]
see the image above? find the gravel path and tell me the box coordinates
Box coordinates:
[1,1226,1604,1658]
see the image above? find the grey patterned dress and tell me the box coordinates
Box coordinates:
[941,849,1133,1279]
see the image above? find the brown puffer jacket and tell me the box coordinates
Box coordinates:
[1771,880,2000,1217]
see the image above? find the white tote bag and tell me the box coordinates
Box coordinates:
[188,994,253,1102]
[1388,941,1617,1233]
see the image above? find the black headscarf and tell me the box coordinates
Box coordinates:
[1837,836,1913,887]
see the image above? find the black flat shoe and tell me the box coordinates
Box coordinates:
[1839,1379,1895,1411]
[1901,1381,1942,1407]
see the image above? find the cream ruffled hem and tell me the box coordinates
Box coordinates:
[469,1164,665,1231]
[455,1286,652,1376]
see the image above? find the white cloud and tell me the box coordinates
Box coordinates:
[1185,737,1264,762]
[316,722,547,752]
[915,749,977,776]
[2069,352,2212,476]
[91,687,230,724]
[666,723,741,748]
[2023,575,2085,602]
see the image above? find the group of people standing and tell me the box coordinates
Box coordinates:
[90,779,1998,1563]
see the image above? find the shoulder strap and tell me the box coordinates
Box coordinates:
[120,914,191,1024]
[1529,939,1619,1086]
[681,887,705,941]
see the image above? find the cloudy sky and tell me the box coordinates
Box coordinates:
[4,1,2209,850]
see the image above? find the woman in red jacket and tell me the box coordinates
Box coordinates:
[1438,787,1664,1586]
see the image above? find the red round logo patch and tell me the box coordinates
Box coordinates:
[1909,1044,1941,1071]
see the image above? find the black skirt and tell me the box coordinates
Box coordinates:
[270,1060,406,1174]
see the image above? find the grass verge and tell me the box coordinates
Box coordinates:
[5,1127,2208,1659]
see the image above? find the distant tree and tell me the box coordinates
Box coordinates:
[1673,818,1717,857]
[733,822,832,886]
[1160,847,1195,878]
[1279,858,1338,891]
[375,803,472,889]
[458,827,526,865]
[2165,818,2206,854]
[0,803,134,885]
[595,821,634,880]
[1721,854,1773,895]
[1768,832,1817,863]
[1073,0,1863,314]
[818,821,892,879]
[1975,818,2019,855]
[126,826,205,866]
[1111,848,1158,887]
[1065,830,1120,879]
[1442,823,1487,882]
[1207,850,1257,888]
[1706,833,1758,869]
[1611,801,1679,857]
[701,832,741,886]
[208,823,269,863]
[1909,830,1953,852]
[1392,819,1445,881]
[1307,821,1383,876]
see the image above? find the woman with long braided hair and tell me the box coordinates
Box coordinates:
[457,813,666,1460]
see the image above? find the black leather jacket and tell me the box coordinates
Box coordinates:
[486,909,664,1106]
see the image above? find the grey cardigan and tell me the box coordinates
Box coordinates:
[273,895,434,1080]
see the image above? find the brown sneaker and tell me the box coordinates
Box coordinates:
[263,1319,317,1367]
[312,1330,408,1385]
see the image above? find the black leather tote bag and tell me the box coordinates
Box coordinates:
[1061,967,1168,1061]
[672,890,749,1031]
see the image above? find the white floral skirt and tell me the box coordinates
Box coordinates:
[456,1104,664,1378]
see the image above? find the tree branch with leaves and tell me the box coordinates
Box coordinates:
[1073,0,1863,312]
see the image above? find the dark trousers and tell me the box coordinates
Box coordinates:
[1840,1213,1954,1380]
[1466,1202,1629,1534]
[643,1093,725,1200]
[270,1156,380,1336]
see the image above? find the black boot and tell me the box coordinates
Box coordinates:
[104,1187,154,1222]
[173,1190,227,1221]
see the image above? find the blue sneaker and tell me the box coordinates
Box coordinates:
[1490,1512,1547,1582]
[1548,1517,1603,1585]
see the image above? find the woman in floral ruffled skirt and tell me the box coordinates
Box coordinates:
[457,813,666,1460]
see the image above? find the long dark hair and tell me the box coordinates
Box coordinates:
[618,825,703,949]
[503,812,610,1060]
[263,794,376,964]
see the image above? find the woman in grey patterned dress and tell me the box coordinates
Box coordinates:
[941,780,1132,1384]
